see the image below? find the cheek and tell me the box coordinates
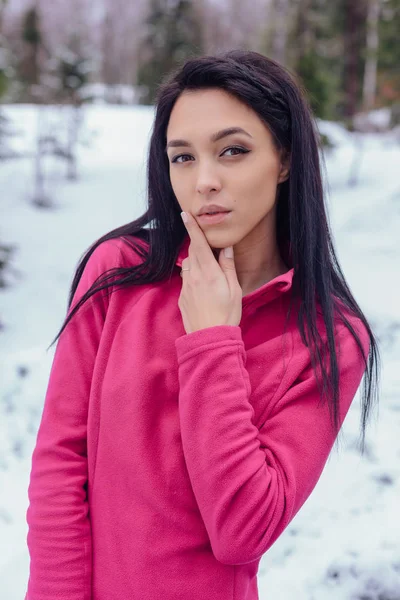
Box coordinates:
[237,150,280,186]
[169,172,188,205]
[234,162,279,212]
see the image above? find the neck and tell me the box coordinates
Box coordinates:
[217,226,288,297]
[236,250,288,297]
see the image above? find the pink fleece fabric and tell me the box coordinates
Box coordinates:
[25,233,369,600]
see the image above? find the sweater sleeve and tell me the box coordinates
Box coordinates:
[174,320,369,566]
[25,240,125,600]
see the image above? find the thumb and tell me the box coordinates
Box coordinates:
[219,246,240,289]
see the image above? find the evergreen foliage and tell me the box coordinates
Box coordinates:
[136,0,203,105]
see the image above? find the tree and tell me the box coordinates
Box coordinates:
[20,5,42,90]
[362,0,381,112]
[0,0,8,35]
[286,0,343,119]
[270,0,291,65]
[136,0,203,105]
[342,0,368,123]
[377,0,400,112]
[0,33,11,99]
[0,29,18,159]
[0,0,16,321]
[53,34,91,180]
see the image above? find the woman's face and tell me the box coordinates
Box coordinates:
[166,88,289,250]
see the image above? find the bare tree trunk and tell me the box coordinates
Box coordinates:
[295,0,312,58]
[271,0,290,65]
[362,0,380,112]
[343,0,366,122]
[101,0,147,92]
[33,105,50,207]
[66,104,82,181]
[199,1,231,53]
[199,0,268,55]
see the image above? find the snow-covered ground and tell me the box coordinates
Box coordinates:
[0,104,399,600]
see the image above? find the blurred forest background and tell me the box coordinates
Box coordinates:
[0,0,398,119]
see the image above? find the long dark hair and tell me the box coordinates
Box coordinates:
[48,49,380,454]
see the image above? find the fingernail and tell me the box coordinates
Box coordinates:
[224,246,233,258]
[181,211,189,224]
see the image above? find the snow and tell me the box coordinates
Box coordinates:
[0,104,399,600]
[353,107,393,132]
[79,82,141,104]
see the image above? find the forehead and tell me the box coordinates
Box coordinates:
[166,88,259,135]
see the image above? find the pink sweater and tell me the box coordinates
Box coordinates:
[25,233,369,600]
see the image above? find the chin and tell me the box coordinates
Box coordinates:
[199,226,237,252]
[208,236,236,251]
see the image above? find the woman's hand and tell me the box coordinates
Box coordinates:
[178,211,243,334]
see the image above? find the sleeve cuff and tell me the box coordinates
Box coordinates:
[175,325,244,363]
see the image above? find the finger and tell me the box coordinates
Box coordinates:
[181,211,218,271]
[187,238,200,269]
[218,246,241,294]
[180,257,190,278]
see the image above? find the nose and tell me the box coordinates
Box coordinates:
[195,161,222,195]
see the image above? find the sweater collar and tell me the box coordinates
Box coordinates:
[175,233,295,309]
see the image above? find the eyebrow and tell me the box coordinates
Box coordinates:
[165,126,253,152]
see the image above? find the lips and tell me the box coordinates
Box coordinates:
[203,211,228,215]
[196,211,232,225]
[197,204,231,216]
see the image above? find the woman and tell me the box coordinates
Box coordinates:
[25,50,380,600]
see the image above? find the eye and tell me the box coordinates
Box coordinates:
[170,146,250,164]
[223,146,249,157]
[171,153,192,164]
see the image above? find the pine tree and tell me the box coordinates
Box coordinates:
[136,0,203,105]
[378,0,400,118]
[288,0,346,119]
[20,5,42,89]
